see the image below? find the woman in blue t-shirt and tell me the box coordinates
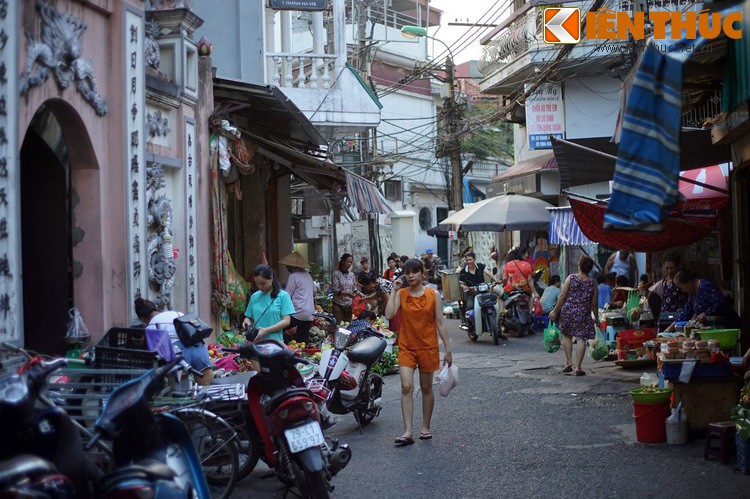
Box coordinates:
[244,264,296,342]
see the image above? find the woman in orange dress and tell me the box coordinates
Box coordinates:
[385,258,452,446]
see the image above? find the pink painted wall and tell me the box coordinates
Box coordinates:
[17,0,139,339]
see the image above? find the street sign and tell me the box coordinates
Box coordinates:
[268,0,327,11]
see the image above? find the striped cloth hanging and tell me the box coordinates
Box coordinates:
[604,3,743,232]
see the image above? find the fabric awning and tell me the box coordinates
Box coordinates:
[243,130,345,191]
[492,153,557,182]
[213,77,346,191]
[345,173,394,215]
[548,206,593,246]
[570,198,715,252]
[551,134,730,190]
[604,2,743,231]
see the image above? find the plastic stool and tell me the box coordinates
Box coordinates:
[704,421,737,464]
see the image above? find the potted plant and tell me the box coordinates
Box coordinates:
[731,384,750,474]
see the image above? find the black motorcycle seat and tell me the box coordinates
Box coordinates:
[347,336,386,365]
[106,459,175,482]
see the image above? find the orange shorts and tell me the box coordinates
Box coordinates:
[398,347,440,373]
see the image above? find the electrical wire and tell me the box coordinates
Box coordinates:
[377,0,513,98]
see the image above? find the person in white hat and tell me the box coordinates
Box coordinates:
[280,251,315,343]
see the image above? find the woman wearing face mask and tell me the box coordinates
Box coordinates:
[244,264,296,342]
[331,253,357,324]
[386,258,452,446]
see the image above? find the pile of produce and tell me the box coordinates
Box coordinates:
[208,330,253,373]
[372,346,399,376]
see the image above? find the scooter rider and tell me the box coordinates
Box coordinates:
[458,252,502,328]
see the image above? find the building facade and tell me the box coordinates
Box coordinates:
[2,0,213,352]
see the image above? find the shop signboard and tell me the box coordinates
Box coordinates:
[268,0,327,11]
[525,83,564,149]
[501,175,538,195]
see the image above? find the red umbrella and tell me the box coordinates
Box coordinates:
[677,165,729,214]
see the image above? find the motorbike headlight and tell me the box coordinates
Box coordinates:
[0,375,28,404]
[478,284,489,292]
[333,328,353,350]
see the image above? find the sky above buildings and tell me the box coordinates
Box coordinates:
[428,0,512,64]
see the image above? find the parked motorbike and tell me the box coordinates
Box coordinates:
[316,317,386,427]
[502,269,545,338]
[87,356,212,498]
[461,283,505,345]
[224,339,351,499]
[0,353,86,498]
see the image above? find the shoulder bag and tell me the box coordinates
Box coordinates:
[244,297,276,342]
[173,313,213,347]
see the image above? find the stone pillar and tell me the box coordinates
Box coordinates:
[265,9,276,84]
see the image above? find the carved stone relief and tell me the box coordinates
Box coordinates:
[147,110,170,138]
[146,162,176,308]
[19,0,108,116]
[145,20,160,70]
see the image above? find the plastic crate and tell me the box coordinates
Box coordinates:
[618,328,657,341]
[659,360,731,379]
[94,345,160,370]
[532,315,549,333]
[94,327,162,374]
[98,327,149,350]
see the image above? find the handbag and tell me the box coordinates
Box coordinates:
[244,297,276,342]
[173,313,213,347]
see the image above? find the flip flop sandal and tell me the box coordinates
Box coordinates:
[394,436,415,446]
[575,370,586,376]
[419,432,433,440]
[562,365,573,373]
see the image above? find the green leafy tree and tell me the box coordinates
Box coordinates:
[460,100,514,162]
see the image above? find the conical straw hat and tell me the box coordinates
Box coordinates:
[279,251,309,269]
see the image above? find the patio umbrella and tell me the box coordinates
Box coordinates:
[438,193,553,232]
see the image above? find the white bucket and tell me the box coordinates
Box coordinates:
[665,419,688,444]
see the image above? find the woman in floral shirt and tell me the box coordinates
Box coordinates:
[674,270,742,328]
[332,253,357,324]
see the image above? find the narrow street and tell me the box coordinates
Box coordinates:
[235,319,749,498]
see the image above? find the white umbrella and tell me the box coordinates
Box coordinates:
[438,193,553,232]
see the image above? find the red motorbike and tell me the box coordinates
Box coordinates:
[224,339,351,498]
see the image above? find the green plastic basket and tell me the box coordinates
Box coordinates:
[697,329,739,348]
[629,387,672,404]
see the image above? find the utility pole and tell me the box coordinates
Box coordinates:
[445,56,463,212]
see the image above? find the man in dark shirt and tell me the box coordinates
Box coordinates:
[458,252,502,337]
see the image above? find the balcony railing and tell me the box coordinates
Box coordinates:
[477,8,539,77]
[266,53,338,89]
[477,0,702,78]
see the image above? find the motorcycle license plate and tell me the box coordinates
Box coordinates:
[284,421,325,453]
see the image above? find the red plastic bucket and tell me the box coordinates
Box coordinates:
[633,401,669,443]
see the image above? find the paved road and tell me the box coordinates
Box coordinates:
[233,319,750,498]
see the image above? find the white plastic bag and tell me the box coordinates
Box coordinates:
[438,363,458,397]
[65,307,90,342]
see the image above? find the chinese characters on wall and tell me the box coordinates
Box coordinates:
[0,0,17,340]
[126,10,147,304]
[185,120,198,307]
